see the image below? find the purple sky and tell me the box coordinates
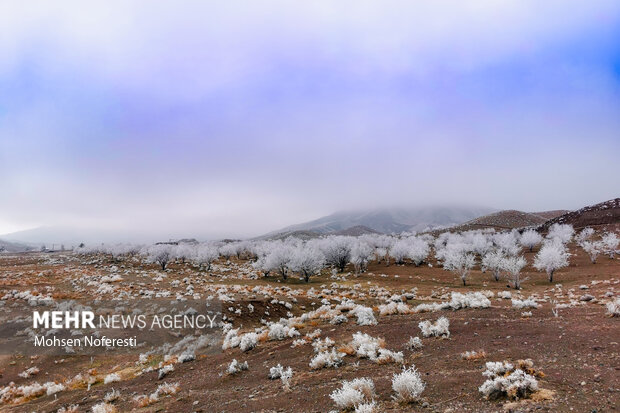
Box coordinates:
[1,1,619,239]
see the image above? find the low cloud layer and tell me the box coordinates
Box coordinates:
[1,1,619,239]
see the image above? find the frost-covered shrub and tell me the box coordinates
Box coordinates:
[354,401,376,413]
[268,322,300,340]
[379,302,411,315]
[418,316,450,338]
[312,337,335,353]
[57,405,79,413]
[18,367,39,378]
[309,348,345,369]
[461,350,486,360]
[351,305,377,326]
[330,378,375,410]
[406,336,423,350]
[511,298,539,309]
[607,298,620,317]
[222,328,241,350]
[330,314,348,324]
[157,363,174,380]
[392,366,425,402]
[104,389,121,402]
[92,403,117,413]
[269,364,293,388]
[498,291,512,299]
[239,332,258,352]
[479,361,539,400]
[134,382,180,407]
[103,373,121,384]
[449,292,491,310]
[227,359,248,375]
[349,332,403,364]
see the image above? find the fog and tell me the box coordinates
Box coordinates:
[1,1,619,241]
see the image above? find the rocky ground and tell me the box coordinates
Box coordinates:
[0,243,618,412]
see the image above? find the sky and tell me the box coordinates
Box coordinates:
[1,0,619,241]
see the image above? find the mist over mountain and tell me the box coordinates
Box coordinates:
[264,205,495,236]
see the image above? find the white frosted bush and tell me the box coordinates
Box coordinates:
[354,401,376,413]
[511,298,539,309]
[379,302,411,315]
[449,292,491,309]
[227,359,248,375]
[92,403,116,413]
[406,336,423,350]
[392,366,425,402]
[418,316,450,337]
[607,297,620,317]
[268,322,300,340]
[239,332,258,352]
[351,305,377,326]
[479,361,538,400]
[309,348,345,369]
[330,378,375,410]
[269,364,293,388]
[103,373,121,384]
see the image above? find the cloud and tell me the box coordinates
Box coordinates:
[1,1,619,238]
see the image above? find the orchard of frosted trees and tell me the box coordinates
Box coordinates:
[75,224,619,290]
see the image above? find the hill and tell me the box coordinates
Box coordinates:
[539,198,620,231]
[429,209,548,234]
[263,205,494,236]
[530,210,570,220]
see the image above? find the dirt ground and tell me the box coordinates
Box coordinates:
[0,243,618,413]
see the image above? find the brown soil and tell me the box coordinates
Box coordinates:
[0,244,618,413]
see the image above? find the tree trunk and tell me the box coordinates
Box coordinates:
[304,272,310,282]
[548,270,554,283]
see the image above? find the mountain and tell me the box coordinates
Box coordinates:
[0,239,35,253]
[263,205,495,237]
[331,225,380,236]
[539,198,620,231]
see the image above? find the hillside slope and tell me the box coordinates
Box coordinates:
[539,198,620,230]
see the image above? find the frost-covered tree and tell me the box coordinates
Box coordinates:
[493,232,520,256]
[519,230,542,252]
[546,223,574,244]
[389,240,410,265]
[471,233,493,256]
[581,241,602,264]
[501,255,527,290]
[173,244,194,263]
[601,232,619,258]
[145,244,173,270]
[350,241,374,274]
[264,243,293,280]
[533,242,569,282]
[321,236,353,272]
[575,227,595,245]
[443,250,476,286]
[408,237,430,266]
[481,250,505,281]
[193,244,219,271]
[289,246,325,282]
